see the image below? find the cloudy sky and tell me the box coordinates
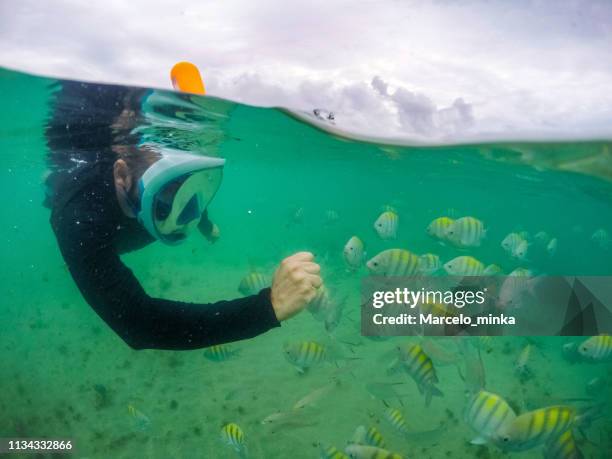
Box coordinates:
[1,0,611,141]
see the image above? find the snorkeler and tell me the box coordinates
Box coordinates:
[44,80,322,350]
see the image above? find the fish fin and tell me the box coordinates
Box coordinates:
[431,385,444,398]
[469,436,488,445]
[425,390,432,407]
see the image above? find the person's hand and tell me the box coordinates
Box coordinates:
[270,252,322,321]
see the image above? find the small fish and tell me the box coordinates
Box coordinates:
[203,344,239,362]
[542,429,584,459]
[343,236,365,269]
[325,209,340,224]
[238,272,268,296]
[494,406,578,452]
[374,211,399,239]
[577,334,612,362]
[319,444,349,459]
[546,237,558,256]
[220,423,248,458]
[443,256,485,276]
[483,264,502,276]
[417,253,441,275]
[456,338,486,394]
[283,341,328,373]
[396,343,443,406]
[501,233,525,256]
[514,344,532,377]
[508,267,533,277]
[512,239,529,261]
[365,381,408,405]
[292,383,335,410]
[591,228,610,250]
[426,217,454,240]
[366,249,419,276]
[350,425,386,448]
[127,404,151,431]
[383,407,411,436]
[307,286,330,318]
[344,444,403,459]
[418,302,457,319]
[446,216,486,248]
[463,390,517,445]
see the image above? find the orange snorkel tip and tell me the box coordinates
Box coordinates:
[170,62,206,95]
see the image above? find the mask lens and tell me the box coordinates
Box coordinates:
[152,167,223,238]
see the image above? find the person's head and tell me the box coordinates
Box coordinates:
[113,146,225,245]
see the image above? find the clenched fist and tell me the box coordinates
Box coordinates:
[270,252,322,321]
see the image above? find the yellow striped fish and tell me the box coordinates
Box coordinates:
[319,444,349,459]
[396,343,443,406]
[351,425,386,448]
[446,216,486,248]
[366,249,419,276]
[203,344,239,362]
[127,404,151,431]
[344,444,403,459]
[483,264,502,276]
[543,429,583,459]
[374,211,399,239]
[220,423,248,458]
[343,236,365,269]
[417,253,441,275]
[494,406,577,451]
[578,334,612,362]
[283,341,328,373]
[238,272,268,296]
[509,267,532,277]
[501,232,525,256]
[443,256,485,276]
[426,216,454,240]
[383,407,411,436]
[463,390,517,445]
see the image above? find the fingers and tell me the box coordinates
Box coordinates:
[301,262,320,274]
[307,274,323,289]
[289,251,314,262]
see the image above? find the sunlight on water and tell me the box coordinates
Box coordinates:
[0,67,610,458]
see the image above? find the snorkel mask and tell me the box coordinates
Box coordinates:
[136,152,225,245]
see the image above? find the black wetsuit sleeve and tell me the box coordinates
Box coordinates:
[51,204,280,351]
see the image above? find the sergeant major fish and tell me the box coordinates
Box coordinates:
[220,422,248,458]
[444,256,485,276]
[396,343,443,406]
[238,272,268,296]
[343,236,365,269]
[577,334,612,362]
[494,406,579,451]
[417,253,441,275]
[463,390,517,445]
[446,217,486,248]
[542,429,584,459]
[366,249,419,276]
[374,211,399,239]
[426,216,454,241]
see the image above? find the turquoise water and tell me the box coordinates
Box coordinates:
[0,67,611,458]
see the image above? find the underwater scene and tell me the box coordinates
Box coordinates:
[0,66,611,459]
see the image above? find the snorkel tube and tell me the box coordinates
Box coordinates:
[170,62,206,95]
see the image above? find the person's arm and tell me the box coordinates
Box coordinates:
[52,205,280,351]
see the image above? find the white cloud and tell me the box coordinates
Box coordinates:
[1,0,611,141]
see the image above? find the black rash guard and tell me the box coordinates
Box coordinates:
[45,80,280,351]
